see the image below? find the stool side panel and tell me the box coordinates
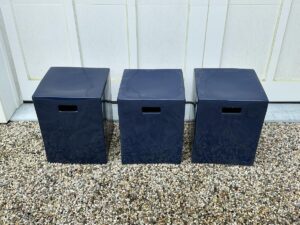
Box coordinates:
[33,98,107,164]
[118,100,185,164]
[192,100,268,165]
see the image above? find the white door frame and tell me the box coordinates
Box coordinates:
[0,7,21,123]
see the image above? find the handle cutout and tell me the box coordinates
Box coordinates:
[142,107,161,114]
[58,105,78,112]
[222,107,242,114]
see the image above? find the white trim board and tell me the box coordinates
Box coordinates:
[10,103,300,123]
[0,8,21,123]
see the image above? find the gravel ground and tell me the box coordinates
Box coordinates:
[0,122,299,224]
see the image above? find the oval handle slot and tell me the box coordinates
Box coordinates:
[142,107,161,114]
[222,107,242,114]
[58,105,78,112]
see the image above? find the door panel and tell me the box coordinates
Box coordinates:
[0,0,299,108]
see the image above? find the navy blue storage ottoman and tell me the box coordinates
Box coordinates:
[192,69,268,165]
[118,69,185,164]
[32,67,113,164]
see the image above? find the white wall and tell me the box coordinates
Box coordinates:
[0,0,300,121]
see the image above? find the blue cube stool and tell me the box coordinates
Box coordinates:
[32,67,113,164]
[118,69,185,164]
[192,69,268,165]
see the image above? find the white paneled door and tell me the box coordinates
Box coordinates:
[1,0,300,105]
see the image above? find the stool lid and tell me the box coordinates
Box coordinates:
[118,69,185,101]
[32,67,109,99]
[195,68,268,102]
